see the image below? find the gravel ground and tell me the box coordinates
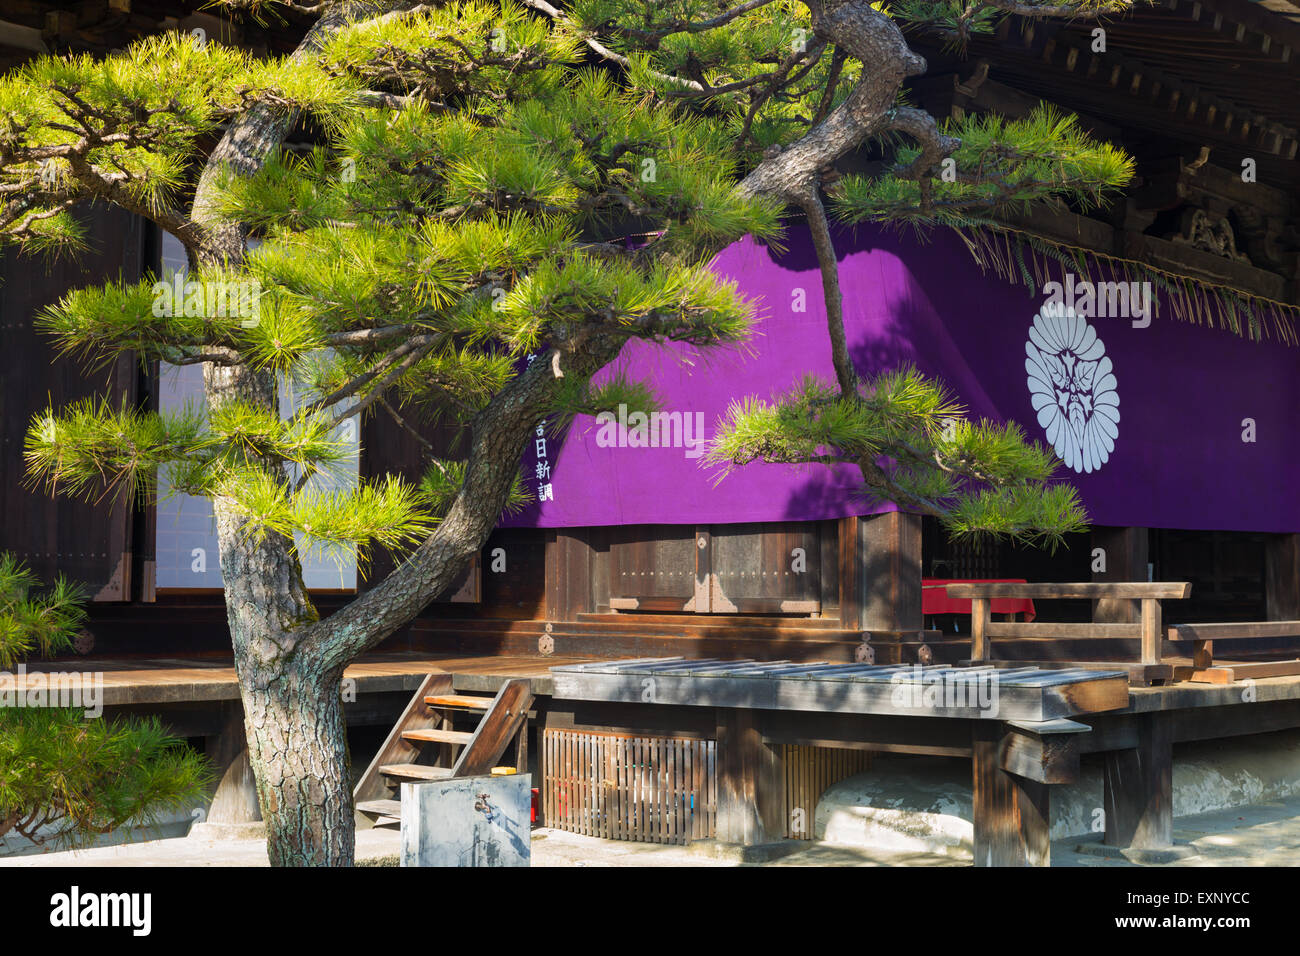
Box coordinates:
[4,796,1300,866]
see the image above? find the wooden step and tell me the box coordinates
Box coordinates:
[451,678,533,777]
[353,672,453,830]
[527,632,864,661]
[356,798,401,824]
[402,728,475,745]
[408,619,551,635]
[575,612,842,630]
[425,694,493,710]
[558,619,857,639]
[379,763,454,781]
[553,625,860,643]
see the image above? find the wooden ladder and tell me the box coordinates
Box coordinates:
[354,674,533,828]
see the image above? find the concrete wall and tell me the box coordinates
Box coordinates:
[816,729,1300,855]
[0,805,195,858]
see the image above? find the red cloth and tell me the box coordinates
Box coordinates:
[922,578,1036,621]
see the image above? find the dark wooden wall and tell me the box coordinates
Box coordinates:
[543,521,839,621]
[358,400,550,618]
[358,401,481,602]
[0,202,146,600]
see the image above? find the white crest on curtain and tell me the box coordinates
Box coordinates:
[1024,304,1120,474]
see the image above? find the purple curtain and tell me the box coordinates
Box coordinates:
[504,225,1300,533]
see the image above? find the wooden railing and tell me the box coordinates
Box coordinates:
[1165,621,1300,683]
[945,582,1192,667]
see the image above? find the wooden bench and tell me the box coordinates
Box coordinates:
[945,582,1193,685]
[1165,621,1300,683]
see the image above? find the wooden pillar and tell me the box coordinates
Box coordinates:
[714,708,783,845]
[1265,534,1300,621]
[970,597,990,664]
[1092,526,1149,623]
[203,702,262,826]
[545,529,594,622]
[838,517,861,629]
[1103,711,1173,851]
[859,511,922,632]
[971,723,1051,866]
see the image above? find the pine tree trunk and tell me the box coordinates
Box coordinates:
[237,657,353,867]
[183,2,417,867]
[203,361,350,866]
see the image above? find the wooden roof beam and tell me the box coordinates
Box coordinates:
[1169,0,1300,66]
[997,24,1300,164]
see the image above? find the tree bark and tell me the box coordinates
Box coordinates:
[238,656,352,866]
[737,0,926,202]
[188,1,387,867]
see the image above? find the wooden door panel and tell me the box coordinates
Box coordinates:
[609,525,696,611]
[606,522,823,615]
[709,522,821,614]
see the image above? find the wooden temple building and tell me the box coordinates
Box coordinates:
[3,0,1300,865]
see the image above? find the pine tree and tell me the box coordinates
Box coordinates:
[0,555,210,849]
[0,552,85,670]
[3,0,1136,864]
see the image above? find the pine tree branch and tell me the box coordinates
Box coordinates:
[323,324,419,346]
[518,0,704,91]
[1,128,203,248]
[325,337,439,429]
[793,190,857,396]
[162,348,244,366]
[738,0,928,202]
[299,324,626,672]
[355,89,413,109]
[612,0,781,44]
[378,394,437,455]
[887,106,962,181]
[734,40,828,144]
[295,333,440,422]
[811,46,846,125]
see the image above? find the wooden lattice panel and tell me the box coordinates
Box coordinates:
[781,745,873,840]
[542,729,716,844]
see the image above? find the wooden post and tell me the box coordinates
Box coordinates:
[1265,533,1300,621]
[515,719,529,776]
[694,526,712,614]
[838,516,860,630]
[1092,526,1149,623]
[859,512,922,632]
[970,597,990,663]
[1192,639,1214,670]
[1140,597,1162,666]
[971,722,1051,866]
[714,708,782,846]
[203,702,262,827]
[1103,711,1173,851]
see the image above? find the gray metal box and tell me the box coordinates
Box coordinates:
[400,773,532,867]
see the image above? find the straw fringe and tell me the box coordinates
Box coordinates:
[958,225,1299,346]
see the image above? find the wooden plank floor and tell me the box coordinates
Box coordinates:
[550,659,1132,721]
[22,651,1300,711]
[11,652,595,706]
